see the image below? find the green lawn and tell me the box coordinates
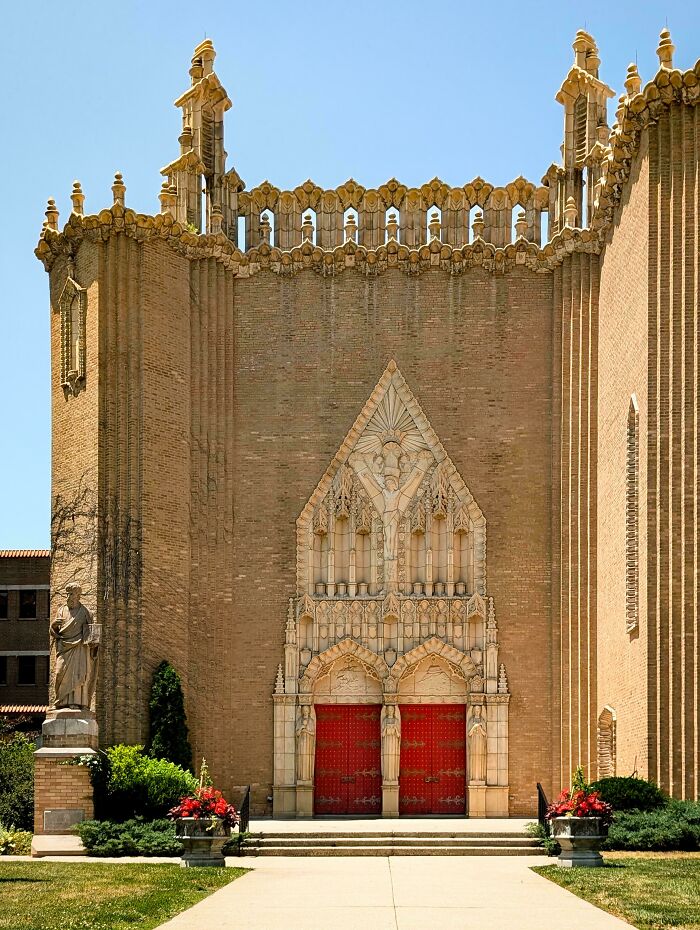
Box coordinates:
[0,861,248,930]
[535,856,700,930]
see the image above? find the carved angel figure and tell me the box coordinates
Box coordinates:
[350,446,432,591]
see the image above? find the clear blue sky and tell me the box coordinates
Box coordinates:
[0,0,698,548]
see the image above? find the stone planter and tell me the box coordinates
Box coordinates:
[175,817,231,867]
[550,816,607,868]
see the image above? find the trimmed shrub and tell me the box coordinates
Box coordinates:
[97,745,197,822]
[75,818,183,857]
[0,734,34,831]
[591,775,667,812]
[0,822,33,855]
[604,801,700,851]
[147,661,193,772]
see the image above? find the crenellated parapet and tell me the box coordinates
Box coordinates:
[35,32,700,282]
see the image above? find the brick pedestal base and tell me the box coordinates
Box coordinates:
[33,747,96,835]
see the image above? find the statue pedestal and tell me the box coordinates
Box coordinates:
[295,784,314,818]
[382,783,399,817]
[32,709,98,848]
[42,708,98,750]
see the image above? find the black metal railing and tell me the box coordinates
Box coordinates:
[239,785,251,834]
[537,782,550,834]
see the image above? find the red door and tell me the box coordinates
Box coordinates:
[314,705,382,815]
[399,705,466,815]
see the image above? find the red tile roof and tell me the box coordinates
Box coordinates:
[0,550,51,558]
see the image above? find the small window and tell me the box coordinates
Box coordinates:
[19,591,36,619]
[0,591,7,619]
[17,656,36,686]
[0,656,7,685]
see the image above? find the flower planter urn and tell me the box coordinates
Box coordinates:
[550,816,607,868]
[175,817,231,867]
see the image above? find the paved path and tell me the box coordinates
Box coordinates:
[157,855,635,930]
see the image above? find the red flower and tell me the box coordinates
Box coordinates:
[546,786,613,826]
[168,785,240,827]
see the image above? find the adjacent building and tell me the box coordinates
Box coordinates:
[0,551,50,719]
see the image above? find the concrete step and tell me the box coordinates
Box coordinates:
[243,844,543,857]
[251,836,540,848]
[251,830,538,843]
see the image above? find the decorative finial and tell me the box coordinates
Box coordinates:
[471,210,485,240]
[301,213,314,242]
[514,210,527,239]
[386,211,399,241]
[344,212,358,243]
[564,196,578,228]
[259,213,271,245]
[657,27,675,70]
[159,180,176,214]
[45,198,59,231]
[179,125,194,153]
[112,172,126,207]
[274,663,284,694]
[428,210,441,241]
[387,359,397,373]
[70,181,85,216]
[625,62,641,97]
[498,664,509,694]
[210,203,223,235]
[194,38,216,76]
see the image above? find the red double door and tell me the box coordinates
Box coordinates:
[399,704,467,815]
[314,705,382,815]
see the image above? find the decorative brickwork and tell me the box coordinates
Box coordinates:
[33,29,700,815]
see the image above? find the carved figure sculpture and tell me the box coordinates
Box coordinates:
[381,704,401,784]
[468,704,487,784]
[296,704,316,783]
[351,446,432,591]
[50,583,99,710]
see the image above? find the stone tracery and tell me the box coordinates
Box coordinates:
[274,361,509,817]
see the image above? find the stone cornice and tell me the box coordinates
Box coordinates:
[35,206,600,277]
[591,58,700,234]
[35,58,699,279]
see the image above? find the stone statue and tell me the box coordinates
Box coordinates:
[468,704,487,784]
[351,446,432,591]
[296,704,316,783]
[50,583,99,710]
[381,703,401,784]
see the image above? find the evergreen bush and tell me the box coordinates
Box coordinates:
[590,775,667,812]
[75,818,183,857]
[146,661,193,771]
[604,801,700,851]
[0,734,34,831]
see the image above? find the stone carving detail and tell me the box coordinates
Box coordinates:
[273,363,510,816]
[381,704,401,784]
[57,276,87,397]
[50,583,99,710]
[468,705,487,784]
[298,362,486,599]
[597,706,616,777]
[296,704,316,783]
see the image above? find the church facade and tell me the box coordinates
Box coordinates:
[36,29,700,816]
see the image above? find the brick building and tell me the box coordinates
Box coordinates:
[0,551,50,719]
[35,29,699,816]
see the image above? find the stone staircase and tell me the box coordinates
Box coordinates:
[241,828,542,857]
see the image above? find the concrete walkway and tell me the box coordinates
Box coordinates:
[157,855,636,930]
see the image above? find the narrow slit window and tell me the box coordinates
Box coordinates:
[625,394,640,633]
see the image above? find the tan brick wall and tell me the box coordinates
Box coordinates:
[597,135,650,780]
[33,755,94,834]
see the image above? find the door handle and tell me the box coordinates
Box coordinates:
[340,776,356,783]
[424,776,439,783]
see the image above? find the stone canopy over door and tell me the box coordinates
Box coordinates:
[272,360,510,818]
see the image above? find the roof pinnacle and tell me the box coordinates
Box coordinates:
[657,27,675,70]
